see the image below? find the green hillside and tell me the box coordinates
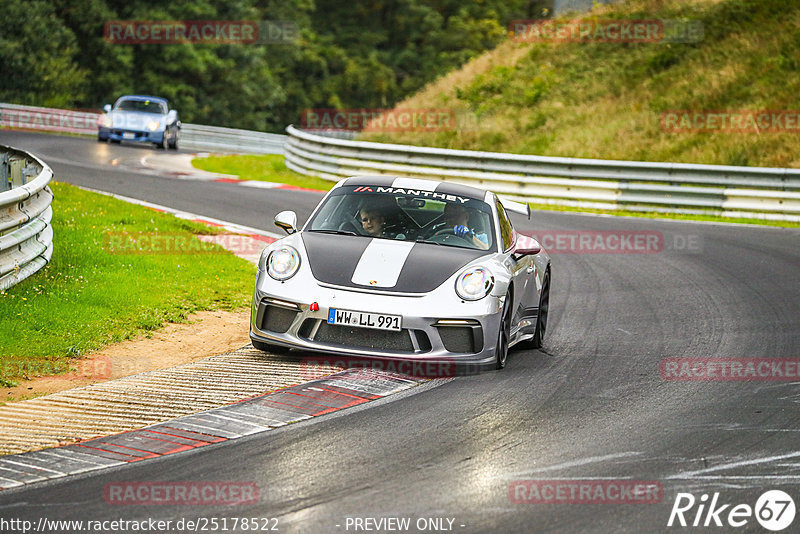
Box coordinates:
[361,0,800,168]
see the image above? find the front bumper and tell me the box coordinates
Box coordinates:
[98,127,165,144]
[249,273,503,372]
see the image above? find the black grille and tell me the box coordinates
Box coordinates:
[415,330,432,352]
[260,305,298,334]
[311,322,415,352]
[298,318,316,338]
[438,326,480,353]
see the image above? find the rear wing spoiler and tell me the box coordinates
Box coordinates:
[499,197,531,220]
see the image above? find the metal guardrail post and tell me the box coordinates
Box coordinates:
[8,156,24,188]
[21,165,37,185]
[0,153,9,193]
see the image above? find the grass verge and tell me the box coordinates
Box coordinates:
[0,182,255,387]
[192,154,336,191]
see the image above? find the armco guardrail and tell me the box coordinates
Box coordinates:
[0,102,286,154]
[0,145,54,291]
[285,125,800,221]
[4,101,798,220]
[180,123,285,154]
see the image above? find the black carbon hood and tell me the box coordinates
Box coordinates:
[301,232,486,293]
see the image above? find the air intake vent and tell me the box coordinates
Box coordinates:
[259,305,298,334]
[312,322,415,352]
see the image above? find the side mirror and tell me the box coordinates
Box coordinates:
[514,244,541,256]
[513,234,541,256]
[274,210,297,234]
[103,104,112,113]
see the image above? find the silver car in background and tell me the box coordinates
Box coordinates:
[97,95,180,149]
[250,176,551,371]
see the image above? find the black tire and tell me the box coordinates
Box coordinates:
[97,135,107,143]
[110,139,121,144]
[155,134,167,150]
[530,269,550,349]
[168,134,178,150]
[252,339,290,354]
[495,293,512,369]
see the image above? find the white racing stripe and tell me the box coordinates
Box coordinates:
[351,239,416,287]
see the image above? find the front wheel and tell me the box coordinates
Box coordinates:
[495,293,512,369]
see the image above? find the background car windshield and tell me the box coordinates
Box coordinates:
[308,186,496,251]
[116,100,165,114]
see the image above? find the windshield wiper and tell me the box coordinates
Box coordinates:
[414,237,445,246]
[310,229,360,236]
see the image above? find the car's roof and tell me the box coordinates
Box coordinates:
[340,176,491,202]
[116,95,168,104]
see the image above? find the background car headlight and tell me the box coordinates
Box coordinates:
[267,246,300,280]
[147,120,160,131]
[455,267,494,301]
[102,116,113,127]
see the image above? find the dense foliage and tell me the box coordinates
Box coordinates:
[0,0,552,132]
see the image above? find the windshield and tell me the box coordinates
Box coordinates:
[115,99,166,114]
[307,185,496,252]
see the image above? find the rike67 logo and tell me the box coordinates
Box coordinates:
[668,490,796,531]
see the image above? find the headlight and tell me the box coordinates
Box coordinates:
[267,246,300,280]
[455,267,494,301]
[102,116,113,127]
[147,120,160,131]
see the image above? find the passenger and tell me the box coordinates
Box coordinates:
[442,203,490,250]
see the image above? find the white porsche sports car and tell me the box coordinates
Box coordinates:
[250,176,550,370]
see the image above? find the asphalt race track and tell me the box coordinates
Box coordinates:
[1,130,800,533]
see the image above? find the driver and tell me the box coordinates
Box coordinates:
[359,206,386,237]
[440,203,489,250]
[358,196,406,239]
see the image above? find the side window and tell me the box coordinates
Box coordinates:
[495,200,514,251]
